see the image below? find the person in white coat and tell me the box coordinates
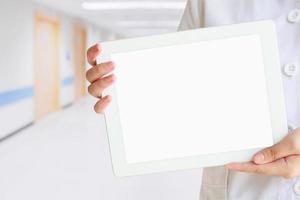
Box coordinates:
[86,0,300,199]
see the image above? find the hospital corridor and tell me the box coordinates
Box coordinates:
[0,0,202,199]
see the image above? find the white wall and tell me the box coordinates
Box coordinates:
[0,0,109,137]
[87,25,101,48]
[0,0,34,137]
[59,16,75,107]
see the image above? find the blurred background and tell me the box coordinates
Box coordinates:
[0,0,202,199]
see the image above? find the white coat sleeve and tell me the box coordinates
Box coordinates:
[177,0,204,31]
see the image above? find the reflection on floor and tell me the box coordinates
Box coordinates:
[0,97,202,200]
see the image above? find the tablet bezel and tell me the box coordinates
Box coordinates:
[99,20,287,177]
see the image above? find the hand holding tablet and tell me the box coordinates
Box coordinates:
[93,20,287,176]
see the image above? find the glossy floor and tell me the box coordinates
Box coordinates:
[0,97,201,200]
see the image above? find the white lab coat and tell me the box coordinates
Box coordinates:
[178,0,300,199]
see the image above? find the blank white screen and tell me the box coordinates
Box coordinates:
[111,35,273,164]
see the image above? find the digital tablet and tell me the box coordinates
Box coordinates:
[98,20,287,177]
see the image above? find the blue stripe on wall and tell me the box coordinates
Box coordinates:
[62,76,74,86]
[0,76,75,107]
[0,86,34,107]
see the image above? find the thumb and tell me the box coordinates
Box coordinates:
[253,134,294,164]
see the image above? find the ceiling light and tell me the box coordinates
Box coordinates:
[81,1,186,10]
[115,20,179,27]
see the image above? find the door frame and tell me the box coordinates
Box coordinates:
[73,23,87,100]
[34,11,60,120]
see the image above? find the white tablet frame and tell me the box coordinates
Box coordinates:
[99,20,287,177]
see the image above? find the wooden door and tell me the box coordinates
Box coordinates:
[34,12,60,120]
[74,25,87,100]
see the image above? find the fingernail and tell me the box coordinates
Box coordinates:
[110,74,117,81]
[254,153,264,164]
[225,164,233,169]
[225,163,239,170]
[110,61,115,68]
[106,95,112,102]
